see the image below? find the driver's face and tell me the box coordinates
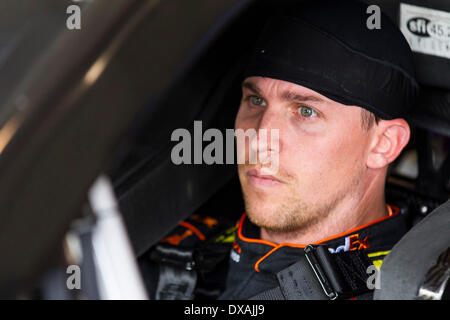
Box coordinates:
[235,76,374,233]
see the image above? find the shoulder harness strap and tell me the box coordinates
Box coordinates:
[251,244,382,300]
[148,215,235,300]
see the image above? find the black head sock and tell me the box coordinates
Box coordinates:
[244,0,419,120]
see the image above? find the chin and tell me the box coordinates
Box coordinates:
[244,194,282,226]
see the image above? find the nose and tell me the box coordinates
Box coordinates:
[250,108,281,164]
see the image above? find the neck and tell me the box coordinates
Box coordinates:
[260,171,389,245]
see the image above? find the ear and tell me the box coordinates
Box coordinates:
[367,119,410,169]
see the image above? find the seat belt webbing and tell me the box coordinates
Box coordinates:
[250,245,376,300]
[151,244,197,300]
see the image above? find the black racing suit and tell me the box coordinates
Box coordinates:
[139,205,408,300]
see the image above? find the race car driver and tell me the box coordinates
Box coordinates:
[139,0,419,300]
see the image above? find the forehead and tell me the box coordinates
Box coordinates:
[243,76,334,103]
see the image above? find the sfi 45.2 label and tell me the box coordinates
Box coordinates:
[400,3,450,59]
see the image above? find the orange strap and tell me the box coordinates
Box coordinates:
[179,221,206,241]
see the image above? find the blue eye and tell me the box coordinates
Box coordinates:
[249,95,266,107]
[298,106,317,118]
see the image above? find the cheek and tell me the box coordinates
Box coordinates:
[279,134,324,182]
[235,105,254,163]
[281,128,367,186]
[234,102,260,131]
[334,124,370,166]
[234,104,246,130]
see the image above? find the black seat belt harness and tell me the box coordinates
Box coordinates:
[304,245,374,299]
[252,244,377,300]
[150,244,197,300]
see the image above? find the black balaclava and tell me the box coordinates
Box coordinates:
[244,0,419,120]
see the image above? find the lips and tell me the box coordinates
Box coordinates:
[246,168,283,188]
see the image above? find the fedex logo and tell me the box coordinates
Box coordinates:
[328,234,370,254]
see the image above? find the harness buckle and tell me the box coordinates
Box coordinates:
[304,245,339,300]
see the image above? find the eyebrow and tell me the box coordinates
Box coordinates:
[242,80,324,104]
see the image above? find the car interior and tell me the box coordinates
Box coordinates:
[107,0,450,300]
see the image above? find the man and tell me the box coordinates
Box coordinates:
[140,0,419,300]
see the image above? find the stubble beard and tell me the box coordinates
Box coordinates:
[242,186,339,234]
[240,166,363,236]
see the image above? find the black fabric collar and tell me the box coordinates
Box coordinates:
[234,205,408,274]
